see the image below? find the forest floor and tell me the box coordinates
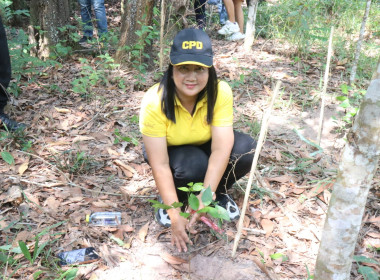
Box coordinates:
[1,4,380,280]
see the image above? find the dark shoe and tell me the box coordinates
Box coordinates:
[79,36,91,44]
[215,193,240,221]
[154,196,171,227]
[0,113,26,131]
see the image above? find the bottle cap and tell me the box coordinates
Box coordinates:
[85,214,90,223]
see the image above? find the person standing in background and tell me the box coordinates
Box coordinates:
[0,16,25,131]
[217,0,245,41]
[78,0,108,45]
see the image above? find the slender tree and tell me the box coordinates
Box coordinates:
[244,0,259,52]
[315,57,380,279]
[349,0,372,85]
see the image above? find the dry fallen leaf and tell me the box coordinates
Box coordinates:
[54,107,71,113]
[306,183,333,198]
[267,175,292,183]
[160,252,188,265]
[138,222,149,242]
[18,160,29,175]
[260,219,274,238]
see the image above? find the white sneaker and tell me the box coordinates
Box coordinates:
[227,32,246,41]
[218,20,240,35]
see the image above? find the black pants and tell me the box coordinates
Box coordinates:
[194,0,207,30]
[143,131,257,202]
[0,16,11,112]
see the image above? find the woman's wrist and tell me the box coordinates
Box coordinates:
[167,207,181,219]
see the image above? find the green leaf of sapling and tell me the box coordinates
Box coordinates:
[178,187,190,192]
[190,182,204,192]
[189,193,199,211]
[179,212,190,219]
[201,186,213,206]
[171,202,183,208]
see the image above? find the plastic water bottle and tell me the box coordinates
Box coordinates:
[86,212,121,226]
[58,247,99,266]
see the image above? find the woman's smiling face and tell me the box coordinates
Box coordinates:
[172,64,209,101]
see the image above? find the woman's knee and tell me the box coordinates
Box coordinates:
[232,131,257,156]
[169,146,208,181]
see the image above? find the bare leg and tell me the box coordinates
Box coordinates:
[233,0,244,33]
[223,0,235,22]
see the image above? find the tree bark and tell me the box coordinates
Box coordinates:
[29,0,70,59]
[115,0,155,63]
[349,0,372,85]
[315,58,380,279]
[244,0,259,52]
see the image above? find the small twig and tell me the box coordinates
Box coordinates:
[254,170,286,199]
[242,227,266,235]
[317,26,334,145]
[232,81,281,257]
[0,208,12,215]
[76,111,101,130]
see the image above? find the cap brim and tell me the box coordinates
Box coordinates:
[170,54,212,68]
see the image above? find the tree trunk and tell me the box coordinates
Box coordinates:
[10,0,28,27]
[244,0,259,52]
[315,58,380,279]
[115,0,155,63]
[29,0,70,59]
[349,0,372,85]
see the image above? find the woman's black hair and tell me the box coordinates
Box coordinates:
[159,64,218,124]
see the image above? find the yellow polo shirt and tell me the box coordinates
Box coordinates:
[139,81,233,146]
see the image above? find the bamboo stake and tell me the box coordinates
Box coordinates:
[232,81,281,257]
[159,0,166,71]
[317,26,334,145]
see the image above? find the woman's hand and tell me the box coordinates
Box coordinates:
[168,208,192,252]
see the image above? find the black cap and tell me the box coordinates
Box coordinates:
[170,28,213,68]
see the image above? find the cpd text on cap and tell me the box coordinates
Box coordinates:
[182,41,203,50]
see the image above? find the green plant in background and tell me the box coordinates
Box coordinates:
[7,26,60,97]
[335,83,365,125]
[149,182,230,233]
[255,0,379,80]
[0,221,67,279]
[49,149,101,175]
[353,255,380,280]
[113,128,139,146]
[0,0,29,22]
[0,128,33,164]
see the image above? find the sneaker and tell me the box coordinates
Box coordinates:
[154,196,171,227]
[79,36,92,48]
[227,32,246,41]
[79,36,90,44]
[0,113,26,131]
[215,193,240,221]
[218,20,240,36]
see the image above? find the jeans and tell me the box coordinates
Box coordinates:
[78,0,108,38]
[194,0,207,30]
[0,16,11,111]
[143,131,257,203]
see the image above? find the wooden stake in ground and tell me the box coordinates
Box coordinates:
[232,81,281,258]
[159,0,166,71]
[317,26,334,146]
